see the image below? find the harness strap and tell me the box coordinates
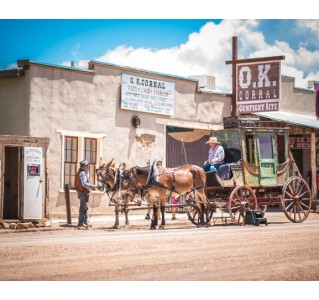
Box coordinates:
[169,169,176,199]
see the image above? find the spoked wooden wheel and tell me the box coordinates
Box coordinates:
[282,176,312,223]
[228,185,257,224]
[187,204,213,226]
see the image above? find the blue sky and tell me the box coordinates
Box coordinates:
[0,19,220,68]
[1,1,319,92]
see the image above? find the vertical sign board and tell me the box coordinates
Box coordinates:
[24,147,43,219]
[236,61,281,115]
[121,73,175,116]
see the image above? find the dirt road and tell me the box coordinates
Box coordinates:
[1,212,319,281]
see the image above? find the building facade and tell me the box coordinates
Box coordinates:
[0,59,318,220]
[0,60,231,218]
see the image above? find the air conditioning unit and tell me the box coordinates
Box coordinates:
[188,75,215,91]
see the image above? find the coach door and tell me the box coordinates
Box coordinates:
[256,133,277,186]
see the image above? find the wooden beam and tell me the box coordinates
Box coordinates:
[311,132,317,210]
[0,69,25,79]
[226,55,285,65]
[232,36,237,117]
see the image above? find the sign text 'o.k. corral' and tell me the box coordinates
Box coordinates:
[236,61,281,115]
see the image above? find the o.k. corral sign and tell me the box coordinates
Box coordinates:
[236,61,281,115]
[121,73,175,116]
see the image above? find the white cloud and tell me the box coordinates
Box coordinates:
[94,19,319,91]
[298,20,319,37]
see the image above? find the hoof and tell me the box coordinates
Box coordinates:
[159,225,165,230]
[149,226,156,230]
[111,225,119,229]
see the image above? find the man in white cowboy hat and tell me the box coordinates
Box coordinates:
[203,136,225,172]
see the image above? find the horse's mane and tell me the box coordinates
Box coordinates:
[134,166,150,176]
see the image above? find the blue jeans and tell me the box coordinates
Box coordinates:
[203,163,223,172]
[78,191,88,225]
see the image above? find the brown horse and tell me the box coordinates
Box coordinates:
[122,162,208,229]
[96,158,135,229]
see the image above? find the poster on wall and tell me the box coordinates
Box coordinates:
[236,61,281,115]
[121,73,175,116]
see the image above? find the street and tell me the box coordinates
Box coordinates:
[1,215,319,281]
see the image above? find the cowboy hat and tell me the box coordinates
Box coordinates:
[205,136,220,144]
[80,160,89,167]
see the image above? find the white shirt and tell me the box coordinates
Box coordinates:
[208,144,225,164]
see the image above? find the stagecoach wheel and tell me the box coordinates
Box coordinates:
[187,205,213,226]
[228,185,257,225]
[282,176,312,223]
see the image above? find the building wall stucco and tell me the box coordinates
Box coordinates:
[0,75,30,135]
[280,76,316,116]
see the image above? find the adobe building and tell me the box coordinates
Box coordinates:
[0,59,231,219]
[0,59,318,221]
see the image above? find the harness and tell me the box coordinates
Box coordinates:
[146,164,206,201]
[97,164,141,205]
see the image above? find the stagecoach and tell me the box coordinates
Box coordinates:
[187,116,312,226]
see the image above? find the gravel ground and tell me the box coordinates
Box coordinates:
[1,211,319,282]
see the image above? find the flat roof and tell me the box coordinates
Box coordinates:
[90,60,198,83]
[253,111,319,130]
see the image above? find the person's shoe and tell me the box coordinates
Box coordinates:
[84,222,92,228]
[77,223,88,229]
[145,214,150,220]
[171,217,178,221]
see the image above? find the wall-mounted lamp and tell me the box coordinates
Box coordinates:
[132,116,141,128]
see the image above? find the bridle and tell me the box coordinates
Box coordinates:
[96,164,117,193]
[96,163,133,203]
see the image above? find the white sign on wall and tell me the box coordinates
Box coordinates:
[121,73,175,116]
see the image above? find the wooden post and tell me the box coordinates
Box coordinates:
[311,132,317,211]
[64,184,72,224]
[232,36,238,117]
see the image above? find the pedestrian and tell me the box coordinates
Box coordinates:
[203,136,225,172]
[74,160,96,228]
[171,196,179,220]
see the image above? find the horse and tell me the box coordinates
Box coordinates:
[122,162,208,230]
[96,158,137,229]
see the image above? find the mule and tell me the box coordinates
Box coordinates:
[96,158,135,229]
[122,162,208,229]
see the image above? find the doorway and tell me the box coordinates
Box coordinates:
[3,146,20,219]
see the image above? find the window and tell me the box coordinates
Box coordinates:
[64,136,78,186]
[246,134,257,164]
[58,130,105,190]
[277,134,286,164]
[259,135,274,159]
[83,138,97,184]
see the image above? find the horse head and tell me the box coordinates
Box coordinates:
[96,158,116,191]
